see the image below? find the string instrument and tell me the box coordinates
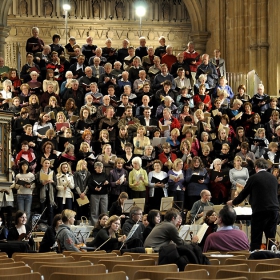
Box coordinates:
[75,242,87,252]
[18,207,47,241]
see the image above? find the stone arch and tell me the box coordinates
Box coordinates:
[0,0,13,26]
[182,0,205,32]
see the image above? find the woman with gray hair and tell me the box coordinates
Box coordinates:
[156,95,178,119]
[60,71,73,96]
[209,158,230,204]
[129,156,148,198]
[88,161,109,225]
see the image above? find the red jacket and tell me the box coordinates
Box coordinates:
[193,94,212,111]
[158,152,177,165]
[159,117,181,131]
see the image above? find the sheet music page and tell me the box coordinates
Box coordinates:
[196,223,209,243]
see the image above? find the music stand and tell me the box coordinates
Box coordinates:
[160,197,174,212]
[133,198,145,210]
[173,201,184,212]
[123,199,134,213]
[178,225,191,241]
[70,225,94,243]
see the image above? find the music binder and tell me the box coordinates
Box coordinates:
[160,197,174,212]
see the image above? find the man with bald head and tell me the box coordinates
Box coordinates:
[79,66,98,94]
[34,45,51,79]
[195,54,218,88]
[82,36,97,61]
[189,189,214,222]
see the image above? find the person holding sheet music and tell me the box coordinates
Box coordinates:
[251,127,269,158]
[128,157,148,199]
[227,99,243,129]
[262,142,280,170]
[87,215,126,252]
[246,113,264,139]
[148,160,168,210]
[44,96,62,126]
[264,109,280,142]
[109,158,129,206]
[251,84,270,116]
[19,124,37,153]
[141,145,156,172]
[133,126,151,156]
[213,128,230,158]
[229,156,249,200]
[73,160,91,220]
[167,159,186,206]
[219,114,236,143]
[76,142,95,173]
[209,158,230,204]
[15,141,37,173]
[158,142,177,173]
[121,143,135,174]
[33,112,53,142]
[231,126,248,154]
[36,158,57,225]
[54,111,70,135]
[88,162,110,226]
[26,94,42,126]
[185,156,210,210]
[13,160,36,221]
[96,144,116,176]
[56,162,75,213]
[75,107,94,136]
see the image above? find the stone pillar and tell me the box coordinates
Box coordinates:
[189,31,209,55]
[0,26,10,57]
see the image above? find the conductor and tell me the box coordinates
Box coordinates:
[227,158,279,251]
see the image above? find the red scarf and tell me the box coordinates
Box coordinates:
[16,150,34,163]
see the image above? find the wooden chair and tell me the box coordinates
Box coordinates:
[165,278,248,280]
[209,259,219,265]
[0,272,41,280]
[0,266,31,276]
[21,256,74,267]
[0,261,25,269]
[216,269,280,280]
[71,252,116,261]
[138,254,159,264]
[113,264,178,280]
[12,252,58,262]
[98,259,155,272]
[67,250,106,256]
[123,252,146,260]
[226,251,251,258]
[0,258,14,263]
[13,253,63,262]
[184,263,249,279]
[256,263,280,272]
[39,264,106,280]
[225,258,280,271]
[260,278,280,280]
[133,269,209,280]
[111,250,121,256]
[0,252,8,256]
[49,271,126,280]
[207,254,246,265]
[32,260,91,272]
[80,255,131,263]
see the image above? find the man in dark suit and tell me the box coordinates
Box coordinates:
[228,158,279,251]
[34,45,51,79]
[78,67,98,95]
[69,54,87,79]
[138,107,158,138]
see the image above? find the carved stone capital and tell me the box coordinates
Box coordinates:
[189,31,210,54]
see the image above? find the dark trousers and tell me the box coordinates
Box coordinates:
[131,190,146,198]
[57,197,73,213]
[250,210,278,251]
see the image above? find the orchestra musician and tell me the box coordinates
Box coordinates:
[7,210,35,248]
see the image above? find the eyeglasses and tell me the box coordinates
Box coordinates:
[134,213,143,216]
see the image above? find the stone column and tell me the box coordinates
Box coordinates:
[189,31,209,55]
[0,26,10,57]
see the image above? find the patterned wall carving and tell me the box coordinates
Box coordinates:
[5,0,191,69]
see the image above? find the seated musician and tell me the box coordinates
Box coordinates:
[86,215,126,252]
[56,209,81,252]
[7,210,35,248]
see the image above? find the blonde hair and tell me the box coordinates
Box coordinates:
[56,111,66,122]
[76,159,88,171]
[99,129,109,141]
[172,158,183,170]
[57,162,72,175]
[79,142,90,152]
